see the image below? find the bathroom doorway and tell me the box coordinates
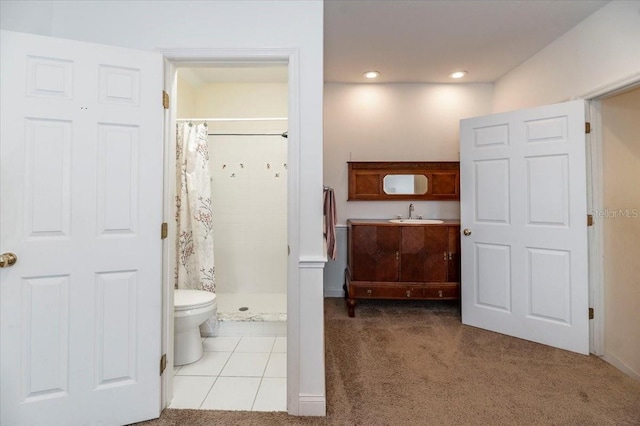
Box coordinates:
[167,62,289,411]
[588,84,640,379]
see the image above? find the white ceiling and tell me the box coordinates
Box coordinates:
[182,0,608,85]
[324,0,609,83]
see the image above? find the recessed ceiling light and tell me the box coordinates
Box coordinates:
[449,71,468,79]
[363,71,380,79]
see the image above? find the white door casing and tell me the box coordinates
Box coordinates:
[160,48,306,414]
[0,30,163,425]
[460,100,589,355]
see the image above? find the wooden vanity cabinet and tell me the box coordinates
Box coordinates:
[350,225,399,282]
[447,226,461,283]
[400,226,448,282]
[346,219,460,317]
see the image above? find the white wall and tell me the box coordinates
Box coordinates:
[601,87,640,380]
[324,83,493,225]
[176,76,198,118]
[493,0,640,112]
[196,83,288,122]
[1,0,325,416]
[323,82,493,296]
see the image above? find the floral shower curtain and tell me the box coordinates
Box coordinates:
[175,122,217,334]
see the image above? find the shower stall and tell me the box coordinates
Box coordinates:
[176,66,288,337]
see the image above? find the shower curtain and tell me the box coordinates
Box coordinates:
[175,122,217,335]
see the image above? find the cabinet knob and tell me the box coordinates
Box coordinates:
[406,290,411,297]
[463,229,472,236]
[366,289,372,296]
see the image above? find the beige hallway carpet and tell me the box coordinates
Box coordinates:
[138,298,640,425]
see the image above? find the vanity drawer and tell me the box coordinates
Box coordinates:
[423,284,459,299]
[351,284,423,299]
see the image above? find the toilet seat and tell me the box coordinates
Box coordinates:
[174,289,216,311]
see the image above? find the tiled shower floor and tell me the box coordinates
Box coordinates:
[215,293,287,320]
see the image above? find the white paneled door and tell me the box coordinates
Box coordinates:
[460,100,589,355]
[0,31,164,425]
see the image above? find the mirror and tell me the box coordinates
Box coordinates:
[383,174,428,195]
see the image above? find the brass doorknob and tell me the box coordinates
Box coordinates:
[0,253,17,268]
[463,229,472,236]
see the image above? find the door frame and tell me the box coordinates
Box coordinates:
[579,72,640,357]
[158,48,301,413]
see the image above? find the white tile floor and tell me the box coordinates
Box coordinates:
[170,336,286,412]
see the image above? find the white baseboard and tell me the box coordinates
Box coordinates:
[602,352,640,381]
[297,395,326,416]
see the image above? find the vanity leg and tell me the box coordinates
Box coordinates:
[347,298,356,318]
[344,268,355,316]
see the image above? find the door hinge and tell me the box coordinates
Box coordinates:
[160,353,167,375]
[589,307,594,320]
[587,214,594,227]
[162,91,170,109]
[585,122,591,134]
[161,222,168,239]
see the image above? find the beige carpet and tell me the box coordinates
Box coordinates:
[137,298,640,425]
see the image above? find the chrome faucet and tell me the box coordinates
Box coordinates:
[409,203,415,219]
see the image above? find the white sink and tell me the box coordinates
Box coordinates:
[388,219,444,225]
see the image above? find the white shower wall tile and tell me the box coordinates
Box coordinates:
[210,135,287,296]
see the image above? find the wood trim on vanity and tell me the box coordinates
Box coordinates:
[345,219,461,317]
[347,161,460,201]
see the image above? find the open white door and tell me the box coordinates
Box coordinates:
[460,100,589,355]
[0,31,164,425]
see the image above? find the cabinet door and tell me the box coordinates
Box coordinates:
[447,226,461,282]
[400,226,448,282]
[351,225,399,282]
[429,172,460,198]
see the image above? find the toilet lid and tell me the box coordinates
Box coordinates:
[174,289,216,311]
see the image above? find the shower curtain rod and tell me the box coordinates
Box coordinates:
[208,132,288,138]
[176,117,287,122]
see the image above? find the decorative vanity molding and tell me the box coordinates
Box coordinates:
[347,161,460,201]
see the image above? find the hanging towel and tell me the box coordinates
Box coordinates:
[323,186,337,260]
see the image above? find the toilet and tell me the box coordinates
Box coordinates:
[174,289,217,366]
